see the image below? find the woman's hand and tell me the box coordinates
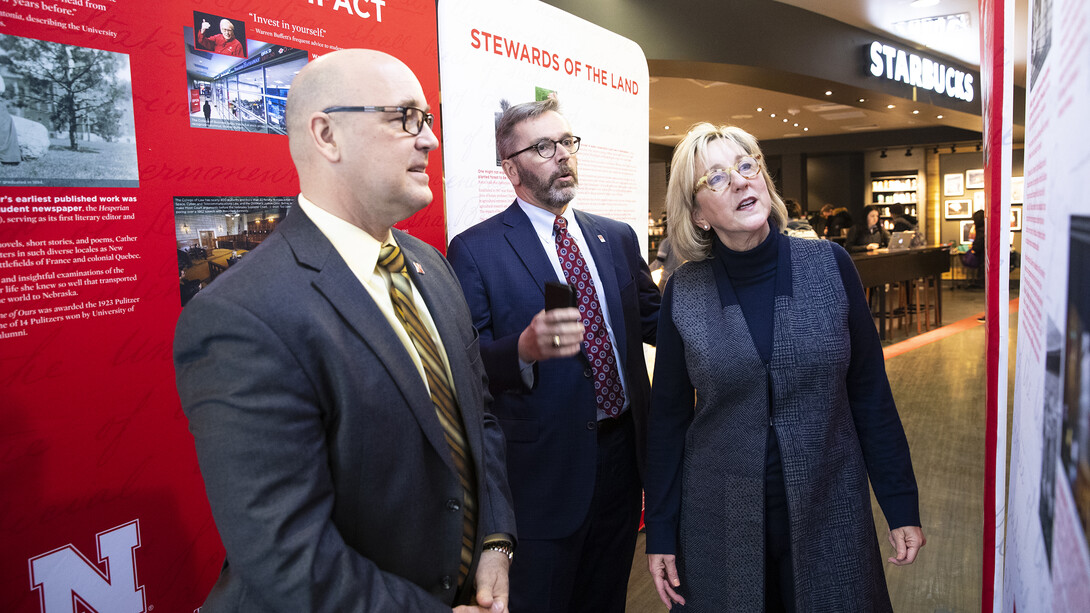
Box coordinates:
[866,242,879,250]
[647,554,686,609]
[887,525,926,566]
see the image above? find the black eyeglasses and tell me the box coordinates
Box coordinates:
[321,105,434,136]
[507,136,581,160]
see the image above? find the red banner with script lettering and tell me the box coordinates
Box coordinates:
[0,2,443,611]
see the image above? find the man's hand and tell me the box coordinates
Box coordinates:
[647,554,685,609]
[517,307,584,362]
[200,19,211,33]
[887,525,926,566]
[464,549,510,612]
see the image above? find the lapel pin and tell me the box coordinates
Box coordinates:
[413,262,424,274]
[597,234,606,243]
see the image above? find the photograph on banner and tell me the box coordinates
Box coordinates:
[945,198,972,219]
[0,33,138,187]
[1061,215,1090,551]
[1010,207,1022,232]
[184,24,309,134]
[174,196,295,306]
[193,13,249,59]
[438,0,649,248]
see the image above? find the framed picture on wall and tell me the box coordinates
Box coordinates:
[945,199,972,219]
[960,220,976,244]
[1010,206,1023,231]
[974,191,986,211]
[965,168,985,189]
[944,173,965,196]
[1011,176,1024,204]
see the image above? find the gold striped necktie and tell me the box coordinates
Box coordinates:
[378,242,477,588]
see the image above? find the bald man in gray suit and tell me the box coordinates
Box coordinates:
[174,49,516,613]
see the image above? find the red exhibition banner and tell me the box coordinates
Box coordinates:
[0,2,443,611]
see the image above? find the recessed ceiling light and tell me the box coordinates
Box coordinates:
[783,118,788,122]
[664,126,670,130]
[793,123,798,127]
[858,98,866,103]
[756,107,763,112]
[937,114,944,119]
[912,110,919,114]
[825,90,833,96]
[803,127,809,131]
[770,113,776,118]
[887,104,896,109]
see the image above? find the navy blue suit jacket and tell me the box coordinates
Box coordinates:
[447,202,660,539]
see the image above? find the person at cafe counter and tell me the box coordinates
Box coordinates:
[845,204,890,252]
[644,123,923,612]
[173,49,516,613]
[447,98,661,613]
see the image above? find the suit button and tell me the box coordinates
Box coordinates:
[586,421,596,430]
[446,498,460,512]
[441,576,452,590]
[583,366,592,378]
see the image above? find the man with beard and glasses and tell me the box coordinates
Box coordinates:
[447,98,660,613]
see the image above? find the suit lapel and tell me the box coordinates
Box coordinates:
[502,202,562,295]
[279,207,455,473]
[573,210,628,360]
[397,235,483,475]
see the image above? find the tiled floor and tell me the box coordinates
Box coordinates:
[625,284,1006,612]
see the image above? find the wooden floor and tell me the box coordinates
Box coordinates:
[625,285,1007,612]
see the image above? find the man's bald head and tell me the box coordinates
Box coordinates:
[286,49,408,166]
[283,49,438,238]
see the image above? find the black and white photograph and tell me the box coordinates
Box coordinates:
[944,172,965,196]
[966,168,985,190]
[0,34,138,187]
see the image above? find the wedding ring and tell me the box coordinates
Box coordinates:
[552,335,562,348]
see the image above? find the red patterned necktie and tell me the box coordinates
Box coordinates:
[553,215,625,418]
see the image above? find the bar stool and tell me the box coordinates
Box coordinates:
[912,276,938,333]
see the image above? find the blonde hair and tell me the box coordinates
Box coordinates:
[666,123,788,262]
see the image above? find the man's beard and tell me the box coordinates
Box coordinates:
[519,161,579,210]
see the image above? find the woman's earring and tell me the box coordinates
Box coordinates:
[702,224,710,230]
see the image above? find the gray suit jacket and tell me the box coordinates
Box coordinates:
[174,204,515,612]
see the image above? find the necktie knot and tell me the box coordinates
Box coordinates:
[378,242,404,275]
[553,215,568,236]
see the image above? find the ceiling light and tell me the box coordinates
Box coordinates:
[880,149,887,158]
[825,90,833,96]
[803,127,808,131]
[783,118,788,122]
[756,107,763,112]
[858,98,866,103]
[905,147,913,157]
[664,125,670,130]
[887,104,896,109]
[770,113,776,118]
[793,123,798,127]
[937,114,944,119]
[912,110,919,114]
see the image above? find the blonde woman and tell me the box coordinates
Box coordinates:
[643,123,924,611]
